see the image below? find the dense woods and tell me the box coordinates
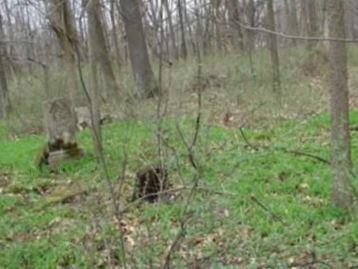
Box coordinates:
[0,0,357,268]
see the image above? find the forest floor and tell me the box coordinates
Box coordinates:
[1,113,357,268]
[1,47,358,268]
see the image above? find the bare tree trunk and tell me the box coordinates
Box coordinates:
[178,0,188,58]
[327,0,354,210]
[244,0,256,75]
[290,0,299,45]
[0,13,8,119]
[213,0,223,51]
[78,8,88,60]
[202,0,212,54]
[0,42,7,120]
[46,0,78,104]
[266,0,281,94]
[86,0,120,100]
[307,1,318,47]
[3,0,17,73]
[87,0,103,152]
[283,0,290,34]
[300,0,319,74]
[184,0,197,55]
[299,0,308,36]
[163,0,178,60]
[110,0,122,70]
[120,0,158,97]
[193,0,206,56]
[25,4,35,75]
[320,0,327,36]
[227,0,244,50]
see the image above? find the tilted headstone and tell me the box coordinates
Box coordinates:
[43,98,83,170]
[44,98,77,145]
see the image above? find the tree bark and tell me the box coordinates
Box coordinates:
[184,0,197,55]
[178,0,188,58]
[87,0,103,152]
[0,14,8,119]
[87,0,120,101]
[213,0,223,51]
[244,0,256,75]
[290,0,299,45]
[227,0,244,50]
[163,0,178,60]
[266,0,281,94]
[120,0,158,97]
[307,0,318,47]
[0,44,7,120]
[3,0,16,73]
[46,0,78,104]
[110,0,122,69]
[327,0,354,210]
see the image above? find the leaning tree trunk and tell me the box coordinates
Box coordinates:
[120,0,158,97]
[327,0,354,210]
[266,0,281,94]
[87,0,120,101]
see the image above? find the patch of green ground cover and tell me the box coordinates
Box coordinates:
[0,199,91,268]
[0,121,158,268]
[0,114,357,268]
[1,237,91,269]
[190,113,357,267]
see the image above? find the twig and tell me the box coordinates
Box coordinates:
[163,216,190,269]
[239,128,259,151]
[74,24,127,268]
[175,90,202,170]
[235,20,358,43]
[119,186,237,214]
[250,195,285,224]
[117,146,128,197]
[162,55,203,269]
[289,259,331,268]
[282,149,330,165]
[238,127,330,165]
[156,1,167,202]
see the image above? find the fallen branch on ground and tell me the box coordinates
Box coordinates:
[238,128,330,165]
[250,195,285,224]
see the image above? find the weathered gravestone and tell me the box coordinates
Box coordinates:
[38,98,84,171]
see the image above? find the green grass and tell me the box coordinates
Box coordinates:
[0,112,357,268]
